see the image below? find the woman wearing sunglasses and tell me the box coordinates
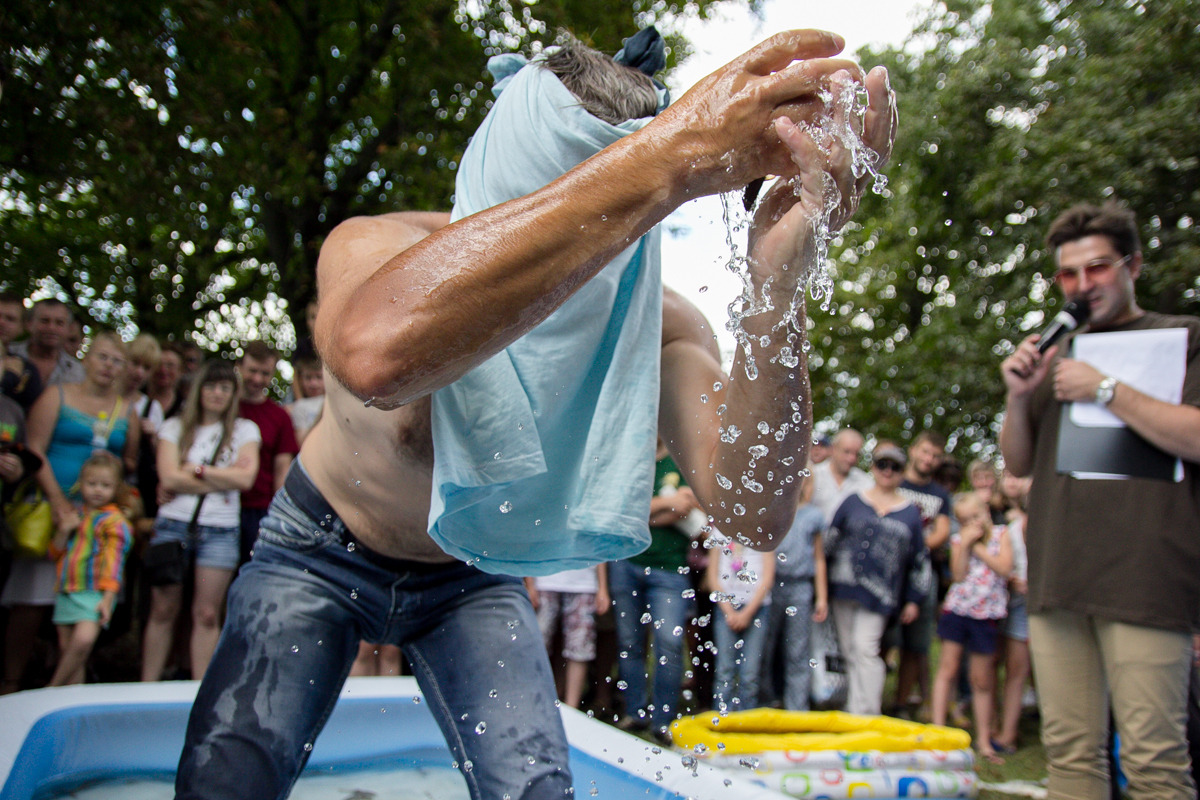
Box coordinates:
[826,441,931,714]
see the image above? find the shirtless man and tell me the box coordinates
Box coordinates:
[177,30,895,800]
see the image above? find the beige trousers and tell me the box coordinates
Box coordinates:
[1029,609,1194,799]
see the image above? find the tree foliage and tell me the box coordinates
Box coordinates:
[1,0,734,350]
[811,0,1200,456]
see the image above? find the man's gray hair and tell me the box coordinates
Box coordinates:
[541,35,659,126]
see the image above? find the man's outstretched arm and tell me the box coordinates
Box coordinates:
[316,31,888,406]
[660,66,897,550]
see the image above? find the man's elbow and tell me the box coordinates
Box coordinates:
[326,327,414,403]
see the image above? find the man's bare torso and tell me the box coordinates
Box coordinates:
[299,381,454,563]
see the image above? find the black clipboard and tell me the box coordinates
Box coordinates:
[1054,334,1183,481]
[1056,403,1179,481]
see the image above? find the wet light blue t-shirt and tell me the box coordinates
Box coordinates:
[427,56,663,576]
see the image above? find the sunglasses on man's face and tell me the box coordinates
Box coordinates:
[873,459,904,473]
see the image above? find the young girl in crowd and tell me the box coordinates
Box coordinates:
[708,533,775,713]
[931,492,1013,764]
[47,451,133,686]
[141,359,260,682]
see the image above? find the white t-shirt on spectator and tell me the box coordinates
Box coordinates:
[156,418,261,528]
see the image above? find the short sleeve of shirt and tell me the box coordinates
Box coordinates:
[231,418,263,454]
[157,417,182,446]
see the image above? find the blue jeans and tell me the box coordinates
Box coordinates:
[177,463,571,800]
[713,604,770,712]
[608,559,692,731]
[761,579,814,710]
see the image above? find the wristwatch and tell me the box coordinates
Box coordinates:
[194,464,206,480]
[1094,376,1118,406]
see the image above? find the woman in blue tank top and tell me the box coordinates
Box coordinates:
[1,331,137,693]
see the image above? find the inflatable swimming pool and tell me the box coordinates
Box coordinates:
[0,678,790,800]
[671,709,978,799]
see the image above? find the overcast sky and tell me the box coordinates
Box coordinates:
[660,0,931,355]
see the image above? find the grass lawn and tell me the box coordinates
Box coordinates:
[975,710,1048,798]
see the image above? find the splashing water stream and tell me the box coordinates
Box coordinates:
[722,78,889,382]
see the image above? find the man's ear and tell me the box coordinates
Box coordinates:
[1127,251,1143,280]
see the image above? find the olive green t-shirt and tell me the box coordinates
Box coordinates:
[630,456,691,572]
[1024,311,1200,633]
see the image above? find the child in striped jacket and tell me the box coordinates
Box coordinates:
[47,450,132,686]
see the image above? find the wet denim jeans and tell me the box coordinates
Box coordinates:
[176,462,571,800]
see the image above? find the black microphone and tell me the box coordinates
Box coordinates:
[1036,297,1091,354]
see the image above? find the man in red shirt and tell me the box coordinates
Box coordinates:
[236,341,298,566]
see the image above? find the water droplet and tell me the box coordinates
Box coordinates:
[346,542,356,552]
[640,612,653,624]
[733,503,746,516]
[475,721,487,735]
[489,689,499,698]
[303,742,313,752]
[809,658,819,668]
[493,451,502,460]
[412,695,422,704]
[715,472,732,490]
[499,501,512,513]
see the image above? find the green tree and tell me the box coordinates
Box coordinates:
[811,0,1200,457]
[1,0,735,351]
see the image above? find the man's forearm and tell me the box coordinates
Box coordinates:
[999,395,1036,477]
[1106,382,1200,464]
[327,133,684,404]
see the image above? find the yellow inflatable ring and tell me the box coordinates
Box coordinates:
[670,709,972,755]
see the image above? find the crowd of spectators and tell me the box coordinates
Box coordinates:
[0,290,1050,765]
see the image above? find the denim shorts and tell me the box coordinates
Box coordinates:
[151,516,241,571]
[1004,593,1030,642]
[937,610,1001,655]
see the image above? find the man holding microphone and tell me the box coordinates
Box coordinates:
[1000,201,1200,799]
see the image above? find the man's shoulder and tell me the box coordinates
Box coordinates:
[845,467,872,487]
[241,398,289,421]
[904,477,948,495]
[1139,311,1200,331]
[794,503,826,527]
